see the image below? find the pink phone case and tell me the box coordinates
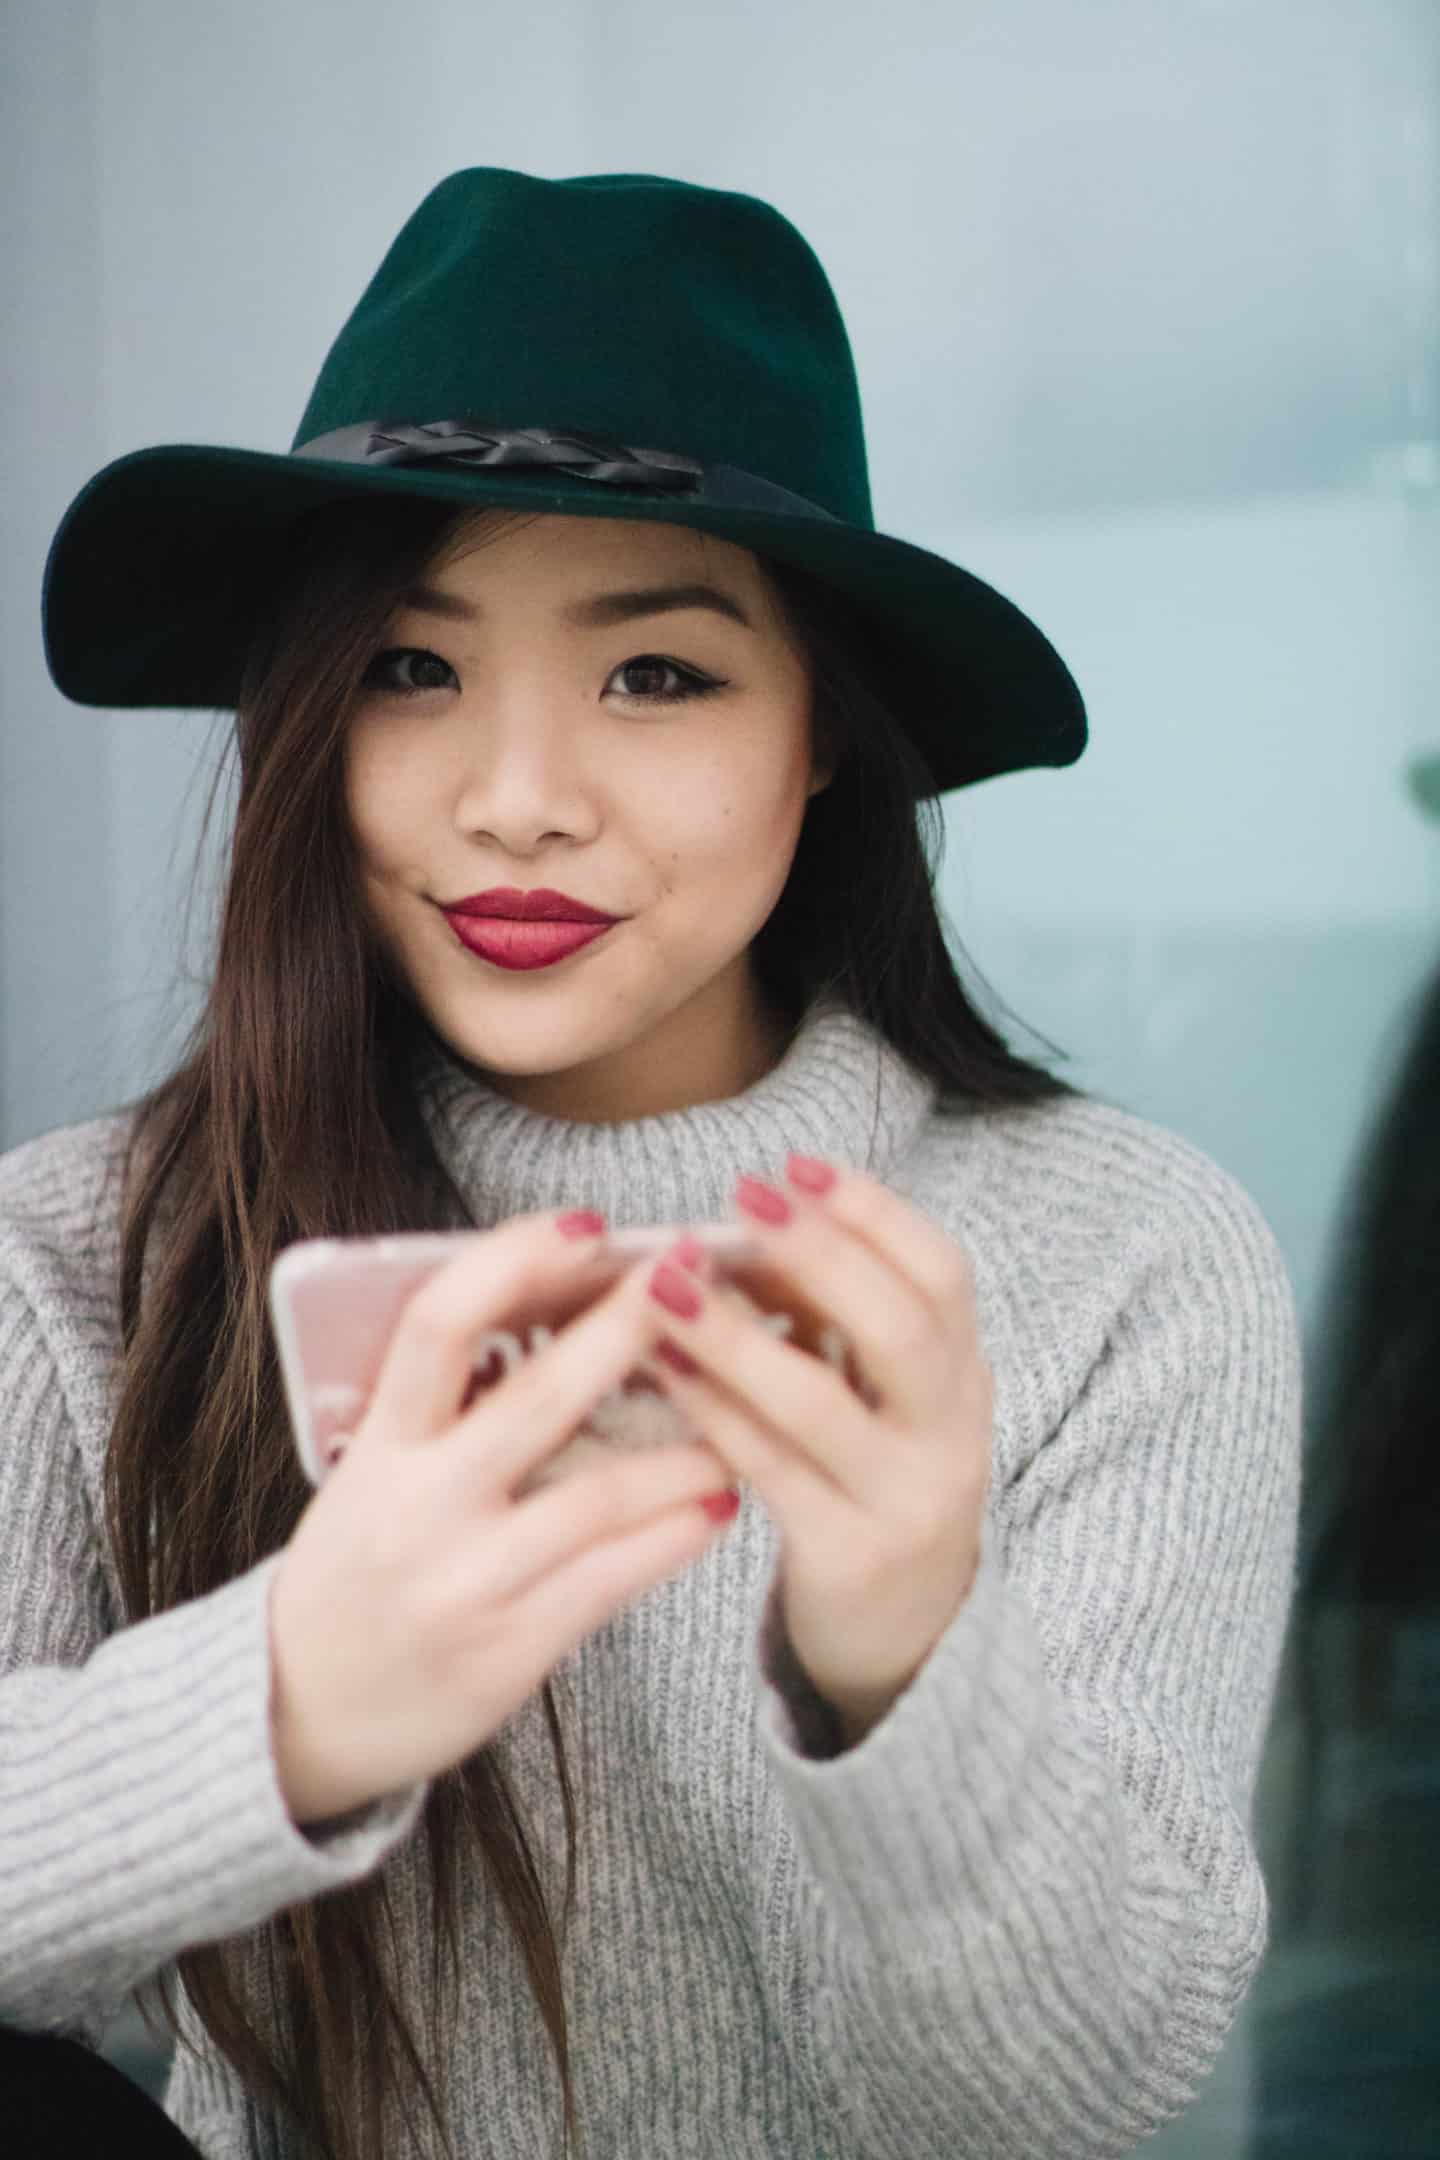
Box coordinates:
[269,1225,764,1486]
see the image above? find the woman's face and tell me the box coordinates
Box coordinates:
[344,511,832,1119]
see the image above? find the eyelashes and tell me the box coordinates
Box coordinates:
[608,654,728,705]
[360,647,729,706]
[362,648,455,697]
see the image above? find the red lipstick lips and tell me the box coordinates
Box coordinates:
[443,888,621,924]
[438,888,623,971]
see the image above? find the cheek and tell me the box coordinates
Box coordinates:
[343,727,386,853]
[652,734,811,896]
[344,725,435,871]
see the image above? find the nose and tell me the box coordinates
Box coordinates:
[451,692,600,851]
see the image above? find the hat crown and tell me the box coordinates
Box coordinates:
[290,168,874,530]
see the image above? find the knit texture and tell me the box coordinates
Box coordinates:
[0,996,1301,2158]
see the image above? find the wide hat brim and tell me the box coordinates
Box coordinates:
[41,442,1086,798]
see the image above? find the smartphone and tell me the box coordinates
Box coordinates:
[269,1223,806,1487]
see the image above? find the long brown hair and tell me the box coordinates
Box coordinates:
[114,494,1079,2159]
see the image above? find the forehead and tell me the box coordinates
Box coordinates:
[429,510,771,607]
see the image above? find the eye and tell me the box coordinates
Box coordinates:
[608,655,726,704]
[362,647,457,696]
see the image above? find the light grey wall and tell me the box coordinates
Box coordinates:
[1,3,112,1134]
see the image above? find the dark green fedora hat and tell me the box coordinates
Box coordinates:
[41,166,1086,797]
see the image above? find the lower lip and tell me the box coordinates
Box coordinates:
[441,912,618,971]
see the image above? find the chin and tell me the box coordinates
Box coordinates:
[423,996,626,1079]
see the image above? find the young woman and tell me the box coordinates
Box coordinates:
[0,168,1301,2160]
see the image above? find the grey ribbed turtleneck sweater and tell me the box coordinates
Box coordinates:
[0,997,1301,2158]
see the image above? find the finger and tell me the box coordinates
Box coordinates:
[444,1247,699,1496]
[648,1341,855,1541]
[732,1164,979,1423]
[501,1468,741,1672]
[361,1211,612,1446]
[784,1159,979,1323]
[648,1265,886,1501]
[446,1431,739,1610]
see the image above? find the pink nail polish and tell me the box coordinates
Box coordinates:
[650,1261,703,1320]
[785,1155,836,1195]
[557,1209,606,1239]
[735,1174,791,1226]
[699,1489,740,1523]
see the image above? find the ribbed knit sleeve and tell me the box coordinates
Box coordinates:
[0,1268,426,2041]
[746,1127,1301,2158]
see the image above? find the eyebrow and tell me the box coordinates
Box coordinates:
[400,580,754,631]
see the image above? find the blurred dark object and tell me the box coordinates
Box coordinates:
[1248,1970,1440,2158]
[1301,952,1440,1622]
[1251,945,1440,2154]
[0,2020,202,2155]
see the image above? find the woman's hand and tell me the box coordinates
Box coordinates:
[268,1214,737,1827]
[644,1156,993,1746]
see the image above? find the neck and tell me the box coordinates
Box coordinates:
[410,990,947,1231]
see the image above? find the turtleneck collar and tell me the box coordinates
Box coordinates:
[411,994,940,1229]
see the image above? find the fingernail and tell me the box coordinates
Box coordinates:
[655,1338,700,1376]
[735,1174,791,1226]
[699,1489,740,1523]
[785,1155,836,1195]
[650,1261,703,1320]
[670,1233,709,1274]
[557,1209,606,1239]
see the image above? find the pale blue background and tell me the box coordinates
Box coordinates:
[4,0,1438,2146]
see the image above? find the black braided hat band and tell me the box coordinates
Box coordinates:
[291,420,844,524]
